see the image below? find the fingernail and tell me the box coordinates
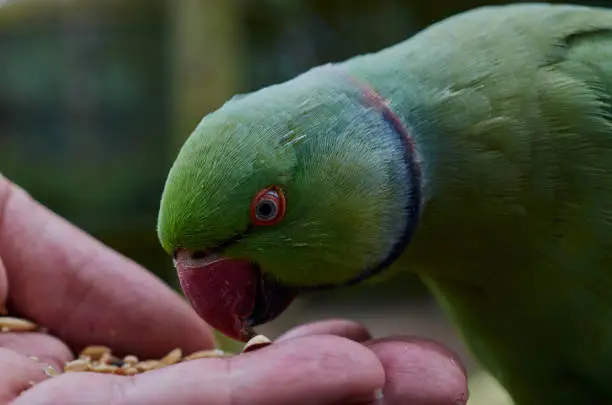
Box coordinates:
[28,356,60,378]
[373,388,384,400]
[41,363,60,377]
[454,394,468,405]
[347,388,384,404]
[372,388,384,404]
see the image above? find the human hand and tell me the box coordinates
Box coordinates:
[0,175,468,404]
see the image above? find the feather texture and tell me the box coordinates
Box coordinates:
[158,4,612,404]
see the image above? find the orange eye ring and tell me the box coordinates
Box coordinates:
[250,185,286,226]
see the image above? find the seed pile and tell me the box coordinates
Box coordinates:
[63,346,230,375]
[1,315,272,378]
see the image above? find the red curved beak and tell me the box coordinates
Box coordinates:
[174,250,297,341]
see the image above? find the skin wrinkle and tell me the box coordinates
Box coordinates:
[43,211,119,342]
[57,251,101,339]
[225,357,239,405]
[62,246,149,349]
[107,375,131,405]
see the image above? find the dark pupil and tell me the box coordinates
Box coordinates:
[256,200,276,219]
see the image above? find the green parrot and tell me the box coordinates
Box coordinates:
[157,3,612,405]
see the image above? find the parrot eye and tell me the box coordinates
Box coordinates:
[251,186,286,226]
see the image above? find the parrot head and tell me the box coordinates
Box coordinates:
[157,65,422,341]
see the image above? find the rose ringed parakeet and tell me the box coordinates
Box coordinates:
[157,4,612,404]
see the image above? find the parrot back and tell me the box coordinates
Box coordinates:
[344,4,612,405]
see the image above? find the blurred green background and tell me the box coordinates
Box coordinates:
[0,0,604,403]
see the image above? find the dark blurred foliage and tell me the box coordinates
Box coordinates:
[0,0,605,301]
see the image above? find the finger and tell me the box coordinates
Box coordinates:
[366,336,469,405]
[277,318,372,343]
[0,176,214,358]
[0,348,52,405]
[14,335,386,405]
[0,333,72,372]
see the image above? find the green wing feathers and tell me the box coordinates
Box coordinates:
[395,5,612,405]
[345,4,612,405]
